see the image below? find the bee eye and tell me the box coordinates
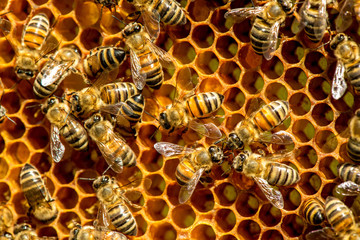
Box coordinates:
[93,183,99,189]
[104,176,109,182]
[94,115,100,122]
[17,69,23,74]
[356,110,360,117]
[26,71,33,77]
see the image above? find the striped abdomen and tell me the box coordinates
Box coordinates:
[137,46,163,89]
[103,136,137,168]
[302,4,327,42]
[346,60,360,93]
[325,197,355,234]
[186,92,224,119]
[23,13,50,50]
[338,163,360,184]
[263,162,299,186]
[20,163,49,207]
[150,0,186,25]
[118,94,144,125]
[100,82,140,104]
[302,198,325,225]
[250,18,272,55]
[107,204,137,236]
[60,117,89,151]
[252,100,289,132]
[176,157,197,186]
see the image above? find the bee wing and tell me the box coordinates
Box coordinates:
[305,227,337,240]
[179,168,205,204]
[336,0,354,32]
[147,40,176,70]
[0,19,11,35]
[224,7,264,22]
[130,48,146,90]
[257,130,294,145]
[40,61,73,87]
[263,20,280,61]
[253,177,284,209]
[142,10,161,41]
[263,150,295,162]
[39,34,59,57]
[298,0,312,30]
[154,142,194,157]
[335,181,360,196]
[100,102,123,116]
[188,120,222,139]
[309,0,328,41]
[50,124,65,163]
[94,202,111,229]
[331,60,347,100]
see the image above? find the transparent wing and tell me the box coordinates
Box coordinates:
[311,0,328,41]
[94,202,111,229]
[332,60,347,100]
[39,34,59,57]
[305,227,337,240]
[148,40,176,69]
[263,150,295,162]
[253,177,284,209]
[336,0,354,32]
[50,124,65,163]
[188,120,222,139]
[264,21,280,61]
[257,130,294,145]
[297,0,312,32]
[335,181,360,196]
[130,48,146,90]
[224,7,264,22]
[154,142,194,157]
[0,19,11,35]
[179,168,205,204]
[142,10,161,41]
[41,61,73,87]
[100,102,123,116]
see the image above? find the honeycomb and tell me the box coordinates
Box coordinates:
[0,0,359,239]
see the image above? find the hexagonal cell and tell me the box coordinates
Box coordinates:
[144,174,165,196]
[319,156,339,180]
[53,0,74,14]
[166,183,181,205]
[58,212,80,234]
[335,112,352,135]
[292,119,315,142]
[9,0,30,20]
[190,188,214,212]
[38,226,58,238]
[172,41,196,64]
[188,0,212,22]
[237,220,261,240]
[0,0,8,10]
[295,145,317,169]
[305,51,327,74]
[175,67,199,91]
[53,160,75,184]
[135,214,147,236]
[261,230,283,240]
[219,61,241,84]
[2,117,25,140]
[225,113,244,131]
[55,17,79,41]
[283,188,301,211]
[259,204,282,227]
[235,191,259,217]
[140,148,163,172]
[150,223,177,240]
[260,56,284,79]
[56,187,78,209]
[196,51,219,75]
[7,141,29,164]
[80,28,102,50]
[233,19,251,43]
[172,204,196,228]
[238,44,263,69]
[76,170,98,194]
[321,182,337,199]
[265,82,288,101]
[75,1,100,26]
[26,126,48,150]
[214,182,237,206]
[138,124,157,147]
[0,39,15,64]
[198,77,223,93]
[284,67,307,90]
[289,92,311,115]
[330,92,354,112]
[299,172,322,195]
[215,209,236,232]
[191,224,216,240]
[192,25,214,48]
[146,198,169,221]
[22,101,45,125]
[312,103,334,126]
[315,130,337,153]
[281,40,304,64]
[0,182,10,202]
[79,196,98,219]
[241,71,264,94]
[163,158,178,181]
[282,214,305,237]
[223,87,245,112]
[12,192,26,215]
[216,35,238,59]
[0,157,8,180]
[167,20,191,39]
[30,152,51,173]
[32,0,48,5]
[99,11,124,35]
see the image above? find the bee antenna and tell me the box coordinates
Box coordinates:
[111,15,126,25]
[102,164,113,176]
[143,110,159,122]
[0,10,13,16]
[119,178,140,189]
[6,116,16,125]
[25,103,42,109]
[214,138,225,145]
[78,177,96,181]
[149,125,160,140]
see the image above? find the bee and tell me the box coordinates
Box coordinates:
[100,82,140,104]
[0,232,13,240]
[330,33,360,100]
[346,111,360,161]
[301,198,325,225]
[0,205,12,234]
[154,142,224,203]
[225,0,295,60]
[19,163,58,223]
[0,81,16,125]
[336,0,360,32]
[120,22,176,90]
[33,46,82,98]
[41,97,89,162]
[84,113,137,173]
[13,224,38,240]
[232,150,299,209]
[218,100,292,150]
[92,175,139,236]
[69,223,128,240]
[94,0,119,13]
[335,163,360,196]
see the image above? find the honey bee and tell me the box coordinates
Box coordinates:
[100,82,140,104]
[92,175,139,236]
[336,0,360,32]
[232,150,299,209]
[13,224,38,240]
[120,22,176,90]
[69,223,128,240]
[218,100,292,150]
[301,198,325,225]
[19,163,58,223]
[84,113,137,173]
[0,81,16,125]
[94,0,119,13]
[0,232,13,240]
[154,142,224,203]
[41,97,89,162]
[347,111,360,161]
[335,163,360,196]
[330,33,360,100]
[33,46,82,98]
[0,205,12,233]
[225,0,295,60]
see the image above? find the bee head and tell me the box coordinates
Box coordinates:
[93,175,111,190]
[330,33,347,50]
[69,224,81,239]
[159,112,171,130]
[233,153,247,172]
[42,97,58,114]
[2,232,13,240]
[208,145,224,164]
[84,113,102,129]
[356,110,360,118]
[13,223,32,235]
[15,67,35,80]
[228,133,243,150]
[70,94,82,113]
[122,22,143,38]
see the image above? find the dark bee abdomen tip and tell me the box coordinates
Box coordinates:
[312,212,325,225]
[22,163,35,170]
[114,49,126,62]
[132,94,144,103]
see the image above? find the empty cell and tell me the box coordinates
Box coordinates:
[292,119,315,142]
[191,188,214,212]
[135,214,147,236]
[319,156,339,180]
[215,209,236,232]
[38,226,58,238]
[261,230,283,240]
[261,56,284,79]
[75,1,100,26]
[80,28,102,50]
[2,92,20,114]
[191,224,216,240]
[27,126,48,150]
[265,83,288,101]
[0,0,7,9]
[140,149,163,172]
[295,145,317,169]
[235,191,259,217]
[55,17,79,41]
[312,103,334,126]
[198,77,223,93]
[299,172,322,195]
[335,112,352,135]
[144,174,165,196]
[289,92,311,115]
[188,0,211,21]
[321,183,336,199]
[223,87,245,112]
[76,170,98,194]
[9,0,30,20]
[283,188,301,211]
[284,67,307,90]
[315,130,337,153]
[79,197,98,219]
[259,204,282,227]
[225,113,243,131]
[305,51,327,74]
[241,71,264,94]
[172,42,196,64]
[214,182,237,206]
[0,157,8,179]
[166,183,181,205]
[219,61,241,84]
[30,152,51,173]
[58,212,80,234]
[100,11,124,35]
[211,8,233,33]
[172,204,196,228]
[281,214,305,237]
[138,125,157,148]
[237,220,261,240]
[151,223,176,240]
[238,44,263,69]
[12,192,26,215]
[330,91,354,111]
[56,187,78,209]
[281,40,304,64]
[0,182,10,202]
[192,25,214,48]
[146,198,169,221]
[308,77,330,100]
[233,20,251,43]
[196,51,219,74]
[168,20,191,39]
[216,35,238,58]
[163,158,179,180]
[22,101,45,125]
[0,39,15,64]
[52,0,73,14]
[53,161,75,184]
[220,235,237,240]
[7,141,29,164]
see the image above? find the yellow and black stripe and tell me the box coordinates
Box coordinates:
[338,163,360,183]
[302,198,325,225]
[264,162,299,186]
[347,111,360,161]
[108,204,138,236]
[250,18,272,55]
[346,60,360,94]
[150,0,187,25]
[138,47,164,89]
[119,94,144,125]
[186,92,224,119]
[60,116,89,151]
[100,82,140,104]
[23,13,50,50]
[325,197,355,234]
[253,100,289,132]
[301,2,327,43]
[176,157,197,186]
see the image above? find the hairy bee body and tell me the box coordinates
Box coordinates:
[300,0,328,42]
[346,102,360,162]
[69,224,128,240]
[70,87,102,119]
[0,232,13,240]
[338,163,360,183]
[0,206,12,233]
[186,92,224,119]
[301,198,325,225]
[263,162,299,186]
[325,197,356,235]
[94,0,119,10]
[20,163,58,223]
[0,106,7,123]
[117,94,144,125]
[13,223,38,240]
[100,82,140,104]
